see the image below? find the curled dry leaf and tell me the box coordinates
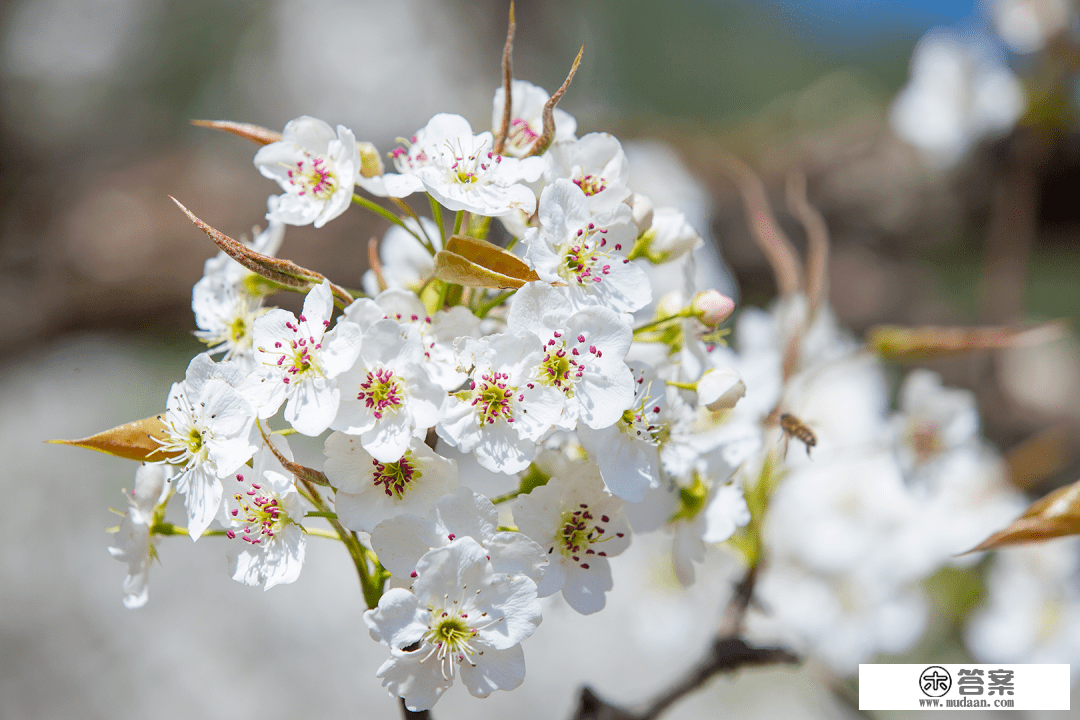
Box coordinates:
[435,234,540,289]
[966,479,1080,553]
[868,320,1069,361]
[170,197,354,308]
[49,415,179,462]
[190,119,282,146]
[256,422,330,487]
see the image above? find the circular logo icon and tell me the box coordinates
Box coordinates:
[920,666,952,697]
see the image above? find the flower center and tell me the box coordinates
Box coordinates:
[507,117,539,153]
[560,223,624,287]
[909,421,942,464]
[427,614,475,652]
[260,315,329,386]
[470,371,518,425]
[226,474,290,545]
[444,140,503,188]
[187,427,205,455]
[371,453,421,499]
[286,152,337,200]
[554,502,615,569]
[619,397,662,445]
[357,367,405,420]
[573,172,607,197]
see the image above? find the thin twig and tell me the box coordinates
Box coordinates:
[717,153,802,297]
[494,1,516,155]
[785,170,830,321]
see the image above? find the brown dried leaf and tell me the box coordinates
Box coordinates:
[190,119,282,146]
[966,479,1080,552]
[171,197,354,308]
[525,44,583,158]
[868,320,1069,360]
[49,415,179,462]
[435,235,540,289]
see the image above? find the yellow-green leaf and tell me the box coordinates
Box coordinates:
[49,415,179,462]
[966,479,1080,553]
[434,235,540,289]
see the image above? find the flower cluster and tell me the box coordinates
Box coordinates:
[92,40,1080,714]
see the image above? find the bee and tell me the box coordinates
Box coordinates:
[779,412,816,458]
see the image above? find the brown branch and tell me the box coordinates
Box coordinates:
[717,153,802,298]
[978,127,1047,323]
[569,564,797,720]
[571,639,798,720]
[400,698,431,720]
[494,1,516,155]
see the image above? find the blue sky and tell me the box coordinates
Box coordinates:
[756,0,979,44]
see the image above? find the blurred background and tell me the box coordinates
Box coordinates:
[3,0,1080,718]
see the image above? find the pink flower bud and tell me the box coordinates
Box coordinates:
[691,290,735,325]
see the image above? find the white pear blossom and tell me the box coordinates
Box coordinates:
[577,362,665,502]
[370,486,546,585]
[633,207,703,263]
[156,354,258,539]
[544,133,631,214]
[491,79,577,157]
[989,0,1071,54]
[331,319,444,462]
[523,179,650,313]
[364,537,542,711]
[254,116,358,227]
[436,332,562,474]
[343,289,481,392]
[372,113,545,216]
[511,468,631,614]
[221,438,306,590]
[506,282,634,431]
[892,368,980,478]
[108,463,172,608]
[249,281,361,436]
[966,539,1080,673]
[666,474,750,586]
[890,29,1025,167]
[325,433,458,534]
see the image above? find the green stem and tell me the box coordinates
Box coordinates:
[391,197,436,255]
[453,210,464,236]
[436,279,452,311]
[305,511,338,519]
[148,522,340,542]
[666,380,697,391]
[294,472,384,608]
[633,309,691,335]
[428,195,446,247]
[475,289,516,318]
[489,488,523,505]
[505,236,518,252]
[352,194,425,247]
